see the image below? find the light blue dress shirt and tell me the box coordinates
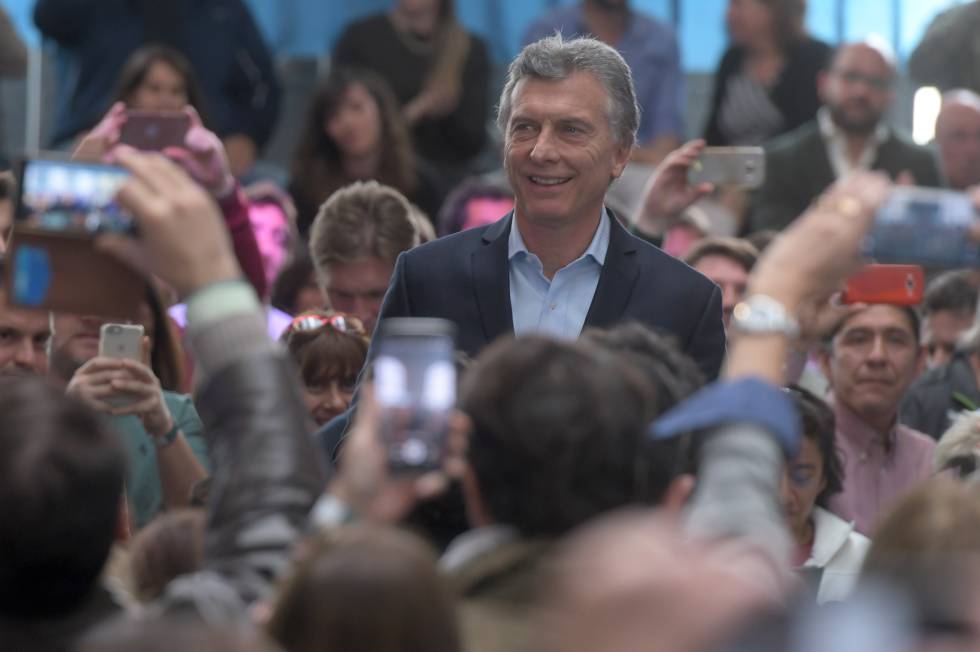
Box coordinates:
[508,210,610,339]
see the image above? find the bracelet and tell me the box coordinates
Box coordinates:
[153,422,180,449]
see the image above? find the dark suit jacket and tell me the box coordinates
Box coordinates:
[749,120,943,233]
[377,211,725,380]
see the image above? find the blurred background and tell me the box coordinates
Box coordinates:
[0,0,967,169]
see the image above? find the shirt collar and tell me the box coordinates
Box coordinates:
[817,107,890,149]
[830,393,898,452]
[508,208,611,267]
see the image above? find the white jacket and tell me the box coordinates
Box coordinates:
[803,506,871,604]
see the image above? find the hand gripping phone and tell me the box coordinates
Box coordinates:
[119,110,191,152]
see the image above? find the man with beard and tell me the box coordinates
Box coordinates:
[750,40,941,232]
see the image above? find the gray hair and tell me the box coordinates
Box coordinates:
[496,34,640,148]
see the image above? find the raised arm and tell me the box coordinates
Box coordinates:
[110,150,324,613]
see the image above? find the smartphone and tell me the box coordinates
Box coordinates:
[687,146,766,189]
[99,323,144,360]
[15,155,135,236]
[842,264,925,305]
[119,110,190,152]
[373,318,457,472]
[867,187,980,268]
[99,323,144,408]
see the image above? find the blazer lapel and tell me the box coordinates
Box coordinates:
[471,214,515,342]
[583,210,641,329]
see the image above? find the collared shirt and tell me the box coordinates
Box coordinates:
[523,4,684,144]
[827,396,935,537]
[817,107,890,179]
[508,209,610,339]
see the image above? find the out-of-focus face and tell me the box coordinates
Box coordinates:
[725,0,774,46]
[780,435,826,545]
[0,301,51,376]
[819,44,895,134]
[51,313,106,380]
[322,256,393,334]
[249,203,293,291]
[129,60,189,112]
[825,305,923,428]
[395,0,441,36]
[936,102,980,191]
[295,271,327,315]
[692,254,749,330]
[325,82,383,163]
[503,72,630,233]
[303,375,357,427]
[922,309,975,369]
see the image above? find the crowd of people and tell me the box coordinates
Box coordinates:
[3,0,980,651]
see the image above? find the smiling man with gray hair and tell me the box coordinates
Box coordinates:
[366,34,725,380]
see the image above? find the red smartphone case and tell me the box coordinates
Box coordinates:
[841,264,925,306]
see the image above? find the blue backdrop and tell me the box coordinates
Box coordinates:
[1,0,968,71]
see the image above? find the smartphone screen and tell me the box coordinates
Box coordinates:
[374,318,457,472]
[17,157,135,236]
[119,111,190,152]
[867,187,980,268]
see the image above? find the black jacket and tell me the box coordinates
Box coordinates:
[749,120,943,232]
[901,353,980,440]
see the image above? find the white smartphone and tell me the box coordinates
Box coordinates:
[99,323,144,361]
[99,323,144,409]
[687,146,766,189]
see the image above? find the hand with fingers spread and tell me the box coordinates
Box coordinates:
[162,107,235,199]
[105,148,240,298]
[632,140,715,235]
[330,386,469,525]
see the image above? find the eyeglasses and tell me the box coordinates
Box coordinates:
[832,69,892,92]
[285,312,359,336]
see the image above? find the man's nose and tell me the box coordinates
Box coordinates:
[529,126,560,164]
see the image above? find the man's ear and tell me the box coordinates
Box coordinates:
[816,69,830,105]
[662,474,696,514]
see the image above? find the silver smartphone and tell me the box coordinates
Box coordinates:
[99,323,144,360]
[687,146,766,188]
[99,323,144,408]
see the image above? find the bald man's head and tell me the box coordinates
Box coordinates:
[936,90,980,190]
[820,41,897,134]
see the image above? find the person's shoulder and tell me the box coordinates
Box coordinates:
[908,361,956,393]
[791,36,833,59]
[898,422,938,451]
[629,9,675,38]
[766,120,821,154]
[403,219,506,261]
[627,230,716,293]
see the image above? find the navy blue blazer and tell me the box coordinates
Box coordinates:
[377,211,725,380]
[316,211,726,462]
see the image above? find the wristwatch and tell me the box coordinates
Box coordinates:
[731,295,800,339]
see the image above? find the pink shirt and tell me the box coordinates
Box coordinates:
[827,398,935,537]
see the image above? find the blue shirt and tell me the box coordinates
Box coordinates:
[523,4,684,144]
[508,210,609,339]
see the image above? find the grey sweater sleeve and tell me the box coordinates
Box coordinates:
[685,423,791,573]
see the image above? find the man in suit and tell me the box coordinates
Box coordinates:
[750,40,942,233]
[377,34,724,380]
